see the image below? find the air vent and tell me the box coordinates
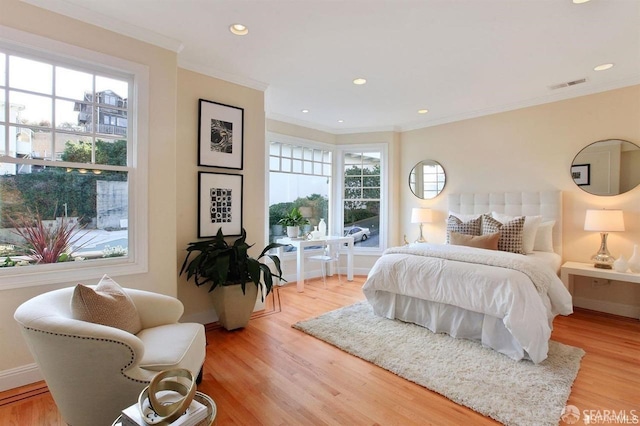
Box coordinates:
[548,78,587,90]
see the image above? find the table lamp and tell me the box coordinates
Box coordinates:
[411,208,433,243]
[584,209,625,269]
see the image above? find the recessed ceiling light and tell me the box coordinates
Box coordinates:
[417,109,429,114]
[337,119,344,123]
[353,78,367,85]
[301,109,309,113]
[229,24,248,36]
[594,63,614,71]
[572,0,590,3]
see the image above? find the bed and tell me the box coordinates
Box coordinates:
[362,191,573,364]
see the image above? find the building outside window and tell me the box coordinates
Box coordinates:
[0,38,146,288]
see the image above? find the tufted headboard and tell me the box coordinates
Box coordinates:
[448,191,562,256]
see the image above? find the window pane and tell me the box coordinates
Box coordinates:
[57,136,94,164]
[343,201,379,247]
[25,129,52,160]
[269,156,279,171]
[0,164,129,264]
[9,56,52,95]
[281,144,291,157]
[94,138,127,166]
[9,91,52,127]
[292,159,302,173]
[55,99,86,132]
[363,175,379,187]
[95,76,128,103]
[269,142,281,156]
[292,146,302,159]
[56,67,93,101]
[281,158,291,172]
[362,188,380,199]
[303,148,313,161]
[95,106,127,137]
[303,160,312,174]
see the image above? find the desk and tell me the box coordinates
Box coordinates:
[277,236,354,292]
[561,261,640,294]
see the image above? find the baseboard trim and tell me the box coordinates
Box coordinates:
[0,363,43,393]
[573,297,640,319]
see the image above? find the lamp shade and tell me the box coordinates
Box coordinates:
[584,209,625,232]
[411,208,433,224]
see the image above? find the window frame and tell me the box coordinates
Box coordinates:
[0,25,148,290]
[335,143,388,255]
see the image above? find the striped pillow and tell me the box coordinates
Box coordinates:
[481,214,525,254]
[446,215,482,244]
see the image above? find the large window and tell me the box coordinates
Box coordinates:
[268,135,332,248]
[340,148,386,251]
[0,30,148,289]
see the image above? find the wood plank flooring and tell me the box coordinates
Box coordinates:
[1,276,639,425]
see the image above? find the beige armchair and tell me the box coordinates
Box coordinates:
[14,286,206,426]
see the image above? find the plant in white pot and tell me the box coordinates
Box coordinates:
[180,228,288,330]
[278,207,309,238]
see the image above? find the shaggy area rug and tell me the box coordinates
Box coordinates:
[293,301,585,426]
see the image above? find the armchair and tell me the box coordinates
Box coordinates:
[14,285,206,426]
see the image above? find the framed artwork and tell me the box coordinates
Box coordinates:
[198,99,244,169]
[571,164,590,186]
[198,172,243,237]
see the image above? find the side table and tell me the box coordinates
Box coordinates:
[112,391,216,426]
[560,261,640,294]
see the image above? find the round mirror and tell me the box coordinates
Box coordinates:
[571,139,640,196]
[409,160,446,199]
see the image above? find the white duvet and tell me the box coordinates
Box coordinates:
[362,243,573,363]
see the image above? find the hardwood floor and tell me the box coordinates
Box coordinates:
[1,276,639,425]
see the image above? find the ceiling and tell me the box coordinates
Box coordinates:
[24,0,640,134]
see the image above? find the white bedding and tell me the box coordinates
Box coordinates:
[362,243,573,363]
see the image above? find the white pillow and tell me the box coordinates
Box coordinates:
[533,220,555,252]
[491,212,542,254]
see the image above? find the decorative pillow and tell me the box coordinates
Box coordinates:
[71,274,142,334]
[449,231,500,250]
[533,220,556,252]
[446,215,482,244]
[447,211,483,223]
[481,214,525,254]
[491,212,542,254]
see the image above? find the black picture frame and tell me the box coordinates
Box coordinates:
[198,172,243,237]
[198,99,244,169]
[571,164,590,186]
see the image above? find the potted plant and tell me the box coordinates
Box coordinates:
[278,207,309,238]
[180,228,288,330]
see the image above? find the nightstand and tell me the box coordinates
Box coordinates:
[560,261,640,294]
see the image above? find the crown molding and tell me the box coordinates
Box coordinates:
[20,0,184,53]
[265,112,398,135]
[178,59,269,92]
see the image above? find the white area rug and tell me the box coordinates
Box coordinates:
[293,301,585,426]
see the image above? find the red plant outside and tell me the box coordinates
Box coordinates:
[10,215,90,264]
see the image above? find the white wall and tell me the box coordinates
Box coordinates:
[176,68,266,324]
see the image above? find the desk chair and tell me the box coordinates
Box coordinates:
[308,241,341,287]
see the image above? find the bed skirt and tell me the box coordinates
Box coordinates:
[367,291,534,361]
